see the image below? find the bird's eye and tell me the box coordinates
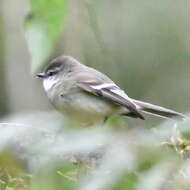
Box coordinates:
[48,70,57,76]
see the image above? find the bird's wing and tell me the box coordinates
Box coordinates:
[77,81,145,120]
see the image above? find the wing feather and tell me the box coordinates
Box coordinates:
[77,81,145,120]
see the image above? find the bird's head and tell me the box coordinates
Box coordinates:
[36,55,77,91]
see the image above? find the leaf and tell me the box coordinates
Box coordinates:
[24,0,68,73]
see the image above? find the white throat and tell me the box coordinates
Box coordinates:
[43,77,59,91]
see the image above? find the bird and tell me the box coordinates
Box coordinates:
[36,55,186,126]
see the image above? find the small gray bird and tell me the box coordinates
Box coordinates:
[37,56,186,126]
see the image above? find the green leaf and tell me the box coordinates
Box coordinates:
[30,164,79,190]
[24,0,68,73]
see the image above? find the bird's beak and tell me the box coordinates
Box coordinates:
[36,72,46,78]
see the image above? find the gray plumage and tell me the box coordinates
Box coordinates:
[37,56,186,125]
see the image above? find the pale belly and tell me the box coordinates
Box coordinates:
[51,90,120,126]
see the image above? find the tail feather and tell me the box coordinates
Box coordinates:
[133,99,187,120]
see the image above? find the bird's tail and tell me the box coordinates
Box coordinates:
[132,99,187,120]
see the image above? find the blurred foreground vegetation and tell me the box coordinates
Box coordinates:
[1,0,190,189]
[1,113,190,190]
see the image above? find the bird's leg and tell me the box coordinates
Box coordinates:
[103,116,109,124]
[120,112,141,119]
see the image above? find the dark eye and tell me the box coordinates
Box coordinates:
[48,70,57,76]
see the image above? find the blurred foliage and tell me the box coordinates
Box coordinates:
[0,12,9,116]
[62,0,190,116]
[30,166,78,190]
[1,0,190,189]
[24,0,68,73]
[0,113,190,190]
[0,152,30,190]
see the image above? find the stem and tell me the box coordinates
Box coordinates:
[0,10,9,116]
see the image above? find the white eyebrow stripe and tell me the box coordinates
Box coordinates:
[91,83,116,90]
